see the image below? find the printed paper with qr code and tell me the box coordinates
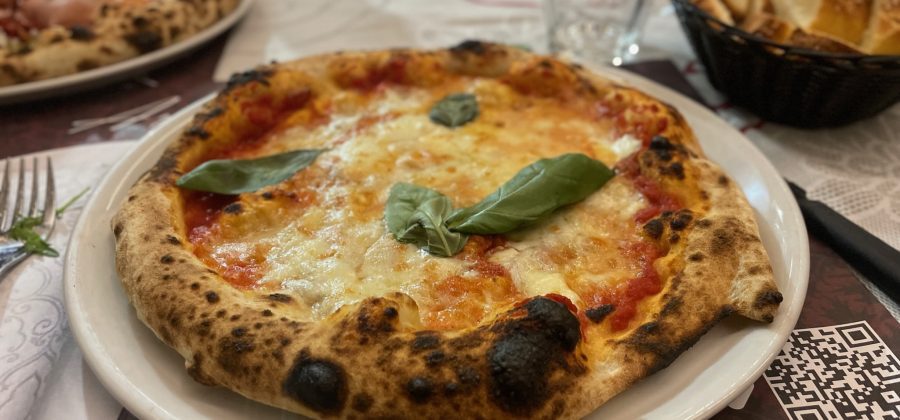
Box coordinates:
[764,321,900,419]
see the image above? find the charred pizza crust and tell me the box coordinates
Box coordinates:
[0,0,239,86]
[111,42,782,418]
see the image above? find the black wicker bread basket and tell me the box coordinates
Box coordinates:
[672,0,900,128]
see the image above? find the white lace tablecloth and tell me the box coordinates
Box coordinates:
[0,142,130,420]
[2,1,899,420]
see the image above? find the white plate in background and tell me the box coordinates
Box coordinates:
[0,0,253,105]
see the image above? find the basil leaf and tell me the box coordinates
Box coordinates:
[385,183,468,257]
[429,93,479,128]
[176,149,327,194]
[447,153,614,234]
[9,215,58,257]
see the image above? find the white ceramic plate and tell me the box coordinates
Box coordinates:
[65,68,809,420]
[0,0,253,105]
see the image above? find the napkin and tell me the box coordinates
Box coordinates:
[0,143,130,420]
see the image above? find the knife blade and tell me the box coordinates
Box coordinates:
[788,181,900,303]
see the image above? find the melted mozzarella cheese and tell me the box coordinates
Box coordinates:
[611,134,642,160]
[205,79,650,329]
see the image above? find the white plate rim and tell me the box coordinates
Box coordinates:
[0,0,253,105]
[64,68,809,420]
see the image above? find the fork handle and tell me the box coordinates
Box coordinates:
[0,250,27,280]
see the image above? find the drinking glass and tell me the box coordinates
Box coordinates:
[544,0,650,65]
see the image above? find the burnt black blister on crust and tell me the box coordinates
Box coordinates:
[626,306,735,375]
[217,336,256,375]
[754,290,783,319]
[487,297,581,415]
[226,69,274,91]
[183,105,225,140]
[351,393,374,412]
[649,135,674,151]
[196,107,225,123]
[450,40,487,54]
[406,376,434,403]
[125,31,163,53]
[356,306,396,334]
[585,304,615,323]
[223,203,243,214]
[284,355,348,413]
[185,126,210,140]
[662,162,685,179]
[425,350,445,366]
[268,293,292,303]
[205,291,219,303]
[132,15,149,28]
[670,210,693,231]
[411,332,441,351]
[643,219,664,239]
[647,135,692,165]
[69,25,95,41]
[147,151,182,183]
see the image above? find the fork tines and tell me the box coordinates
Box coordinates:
[0,157,56,232]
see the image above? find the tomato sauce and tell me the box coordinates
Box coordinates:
[217,89,315,160]
[208,248,266,289]
[593,95,670,145]
[183,192,234,241]
[183,191,265,289]
[348,56,408,91]
[631,176,681,223]
[422,235,520,330]
[575,146,675,331]
[616,152,681,223]
[179,84,321,288]
[582,242,662,331]
[0,17,30,39]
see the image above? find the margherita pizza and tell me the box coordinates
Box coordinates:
[111,41,782,418]
[0,0,239,85]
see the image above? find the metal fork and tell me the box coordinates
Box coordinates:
[0,157,56,279]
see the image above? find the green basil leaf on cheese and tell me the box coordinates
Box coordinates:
[176,149,327,195]
[429,93,479,128]
[385,183,469,257]
[447,153,614,234]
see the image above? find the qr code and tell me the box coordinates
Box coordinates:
[764,321,900,419]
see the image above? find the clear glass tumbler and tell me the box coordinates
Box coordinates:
[544,0,650,65]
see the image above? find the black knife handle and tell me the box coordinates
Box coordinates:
[792,184,900,303]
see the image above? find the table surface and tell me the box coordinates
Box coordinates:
[1,31,898,420]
